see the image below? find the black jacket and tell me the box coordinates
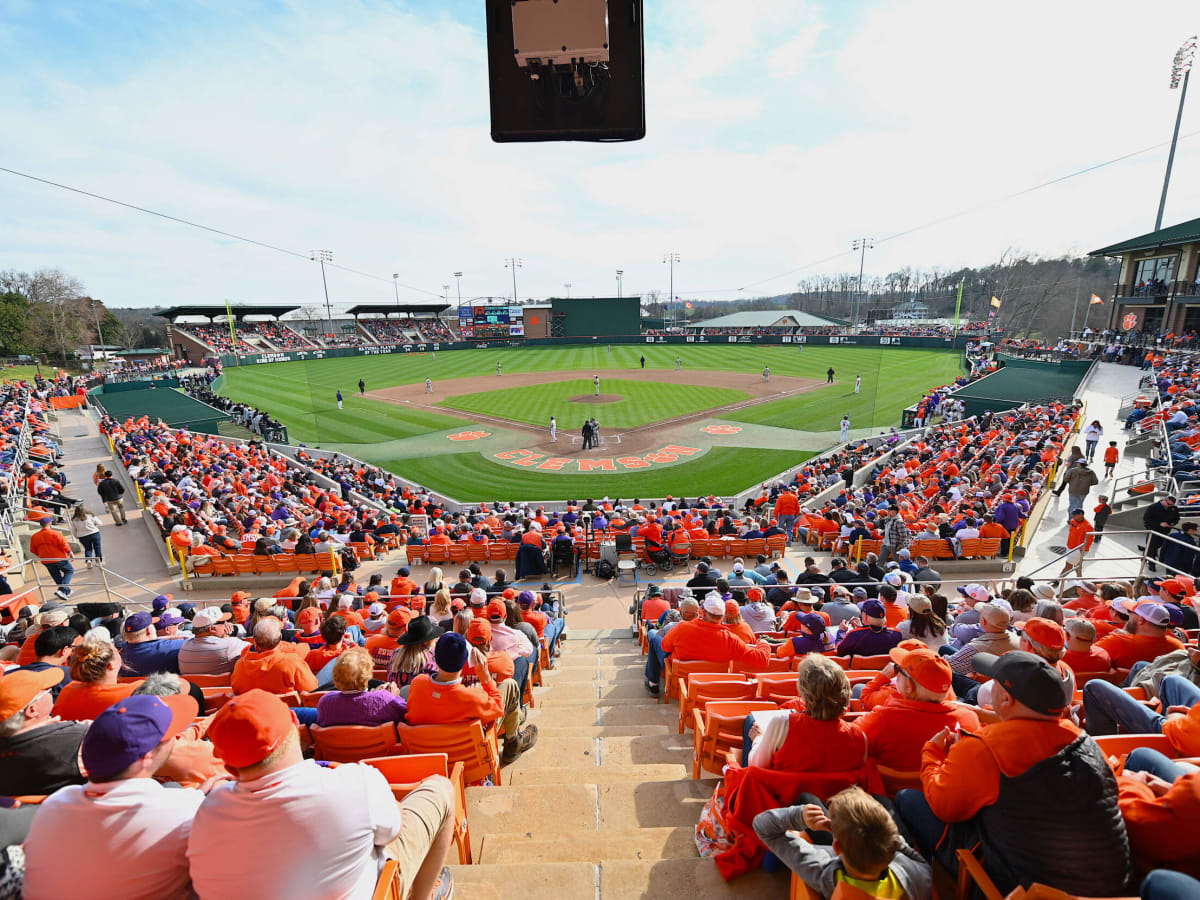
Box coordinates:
[1143,501,1180,534]
[96,477,125,503]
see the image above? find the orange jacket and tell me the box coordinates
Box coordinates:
[1117,771,1200,878]
[1094,631,1185,669]
[773,492,799,519]
[29,528,71,562]
[52,681,140,721]
[1067,518,1094,552]
[883,601,909,628]
[231,645,317,695]
[859,672,902,710]
[858,697,980,771]
[920,717,1083,823]
[660,619,771,669]
[405,671,503,726]
[1163,702,1200,756]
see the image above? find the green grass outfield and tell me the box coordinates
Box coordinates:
[216,344,961,499]
[438,378,748,429]
[381,447,815,503]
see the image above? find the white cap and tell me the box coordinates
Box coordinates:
[733,563,744,573]
[702,592,725,616]
[368,602,385,617]
[884,571,903,586]
[193,607,230,628]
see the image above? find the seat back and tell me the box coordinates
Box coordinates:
[371,860,402,900]
[1092,733,1178,761]
[765,534,787,558]
[679,675,756,733]
[395,720,501,786]
[362,752,449,785]
[743,538,767,557]
[308,723,402,763]
[200,688,234,714]
[842,654,891,671]
[755,672,798,701]
[663,658,732,704]
[874,763,921,797]
[185,672,233,688]
[692,700,777,778]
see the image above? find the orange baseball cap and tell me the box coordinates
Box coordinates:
[207,689,298,768]
[502,588,517,600]
[1159,578,1189,599]
[1019,616,1066,651]
[889,645,952,694]
[297,607,322,630]
[747,588,764,602]
[466,618,492,646]
[410,596,426,612]
[724,600,740,618]
[0,667,64,720]
[388,608,413,628]
[231,591,252,604]
[487,600,506,621]
[365,591,380,602]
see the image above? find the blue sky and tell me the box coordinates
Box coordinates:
[1,0,1198,310]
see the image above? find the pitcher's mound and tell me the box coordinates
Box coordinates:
[569,394,622,404]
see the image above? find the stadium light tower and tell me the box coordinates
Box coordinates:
[616,269,624,297]
[663,252,680,326]
[442,284,450,308]
[454,271,463,305]
[310,250,334,332]
[505,258,522,301]
[392,273,400,309]
[852,238,874,327]
[1156,35,1197,231]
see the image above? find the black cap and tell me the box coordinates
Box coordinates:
[973,651,1071,716]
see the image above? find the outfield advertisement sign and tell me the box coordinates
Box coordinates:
[218,333,966,367]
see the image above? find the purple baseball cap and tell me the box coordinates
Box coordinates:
[81,694,198,781]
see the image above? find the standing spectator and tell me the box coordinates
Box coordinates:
[1060,507,1095,577]
[69,504,104,568]
[1063,460,1098,515]
[1103,441,1120,478]
[880,508,911,565]
[96,469,126,526]
[29,516,74,600]
[1082,420,1104,462]
[1142,495,1180,572]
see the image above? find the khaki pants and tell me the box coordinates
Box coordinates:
[105,500,126,524]
[383,776,454,899]
[498,677,521,740]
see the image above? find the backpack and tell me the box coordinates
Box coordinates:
[595,559,614,580]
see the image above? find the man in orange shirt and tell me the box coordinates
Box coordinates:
[29,516,75,600]
[1084,670,1200,755]
[1059,507,1094,577]
[406,632,537,763]
[231,619,318,724]
[463,619,515,683]
[647,593,771,695]
[1093,599,1185,668]
[773,487,799,542]
[1116,747,1200,878]
[895,651,1133,895]
[365,608,412,668]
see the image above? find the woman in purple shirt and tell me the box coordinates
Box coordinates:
[315,648,406,726]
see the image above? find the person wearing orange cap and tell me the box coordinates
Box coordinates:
[294,605,326,646]
[0,667,89,796]
[22,692,202,900]
[856,645,980,771]
[972,617,1073,709]
[464,618,515,684]
[365,607,412,668]
[189,689,457,900]
[230,590,253,626]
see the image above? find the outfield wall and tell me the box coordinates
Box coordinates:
[215,333,978,368]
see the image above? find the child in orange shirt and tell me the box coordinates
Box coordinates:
[1103,441,1119,478]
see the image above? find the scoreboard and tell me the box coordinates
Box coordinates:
[459,305,524,338]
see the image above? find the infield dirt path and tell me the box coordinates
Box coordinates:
[366,368,827,456]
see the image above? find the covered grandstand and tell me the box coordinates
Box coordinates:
[684,309,848,333]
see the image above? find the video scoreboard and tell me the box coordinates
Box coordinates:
[458,305,524,338]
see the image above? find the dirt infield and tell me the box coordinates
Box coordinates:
[366,368,827,456]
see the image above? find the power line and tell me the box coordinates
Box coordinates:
[0,164,441,298]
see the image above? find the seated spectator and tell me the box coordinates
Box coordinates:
[362,602,388,634]
[972,617,1071,708]
[316,648,406,726]
[131,673,222,787]
[388,615,444,693]
[365,607,413,668]
[463,619,515,685]
[896,651,1133,895]
[774,612,832,658]
[0,670,85,797]
[1116,746,1200,879]
[945,601,1019,693]
[1128,642,1200,699]
[1095,600,1185,669]
[332,593,366,629]
[21,692,202,899]
[53,634,139,721]
[856,646,980,771]
[895,593,948,651]
[518,590,564,660]
[178,606,249,676]
[15,625,76,698]
[834,598,902,657]
[405,632,537,764]
[306,614,361,677]
[231,619,318,702]
[739,587,777,633]
[724,601,756,644]
[754,787,932,900]
[646,593,771,695]
[1062,616,1112,674]
[189,689,456,900]
[1084,673,1200,754]
[119,611,187,676]
[745,655,865,771]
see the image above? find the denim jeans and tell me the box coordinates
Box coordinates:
[294,706,319,726]
[1125,747,1190,783]
[79,532,102,561]
[644,630,667,687]
[1084,675,1200,735]
[1141,870,1200,900]
[778,515,796,541]
[543,617,565,657]
[43,560,74,592]
[894,789,972,876]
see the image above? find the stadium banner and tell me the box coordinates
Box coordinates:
[215,333,977,367]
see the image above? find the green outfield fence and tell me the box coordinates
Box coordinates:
[950,356,1093,419]
[88,382,231,435]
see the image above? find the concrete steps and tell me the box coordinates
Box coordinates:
[456,628,788,899]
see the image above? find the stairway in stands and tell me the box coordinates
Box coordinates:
[448,629,789,900]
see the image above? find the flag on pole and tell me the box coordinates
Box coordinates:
[685,302,693,310]
[952,281,964,341]
[1089,293,1104,306]
[225,298,239,364]
[990,295,1002,309]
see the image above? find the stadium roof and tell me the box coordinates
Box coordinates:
[154,304,300,321]
[1089,215,1200,257]
[345,303,450,316]
[688,310,847,328]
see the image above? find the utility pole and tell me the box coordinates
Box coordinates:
[454,272,463,305]
[1069,277,1081,337]
[1156,36,1196,230]
[616,269,623,297]
[663,252,680,328]
[392,273,400,310]
[505,258,522,302]
[310,250,334,333]
[564,283,572,298]
[852,238,874,326]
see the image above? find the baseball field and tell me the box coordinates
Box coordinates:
[216,344,963,502]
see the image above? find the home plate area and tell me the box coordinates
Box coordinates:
[570,434,621,445]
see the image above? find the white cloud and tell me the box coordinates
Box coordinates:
[0,0,1196,311]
